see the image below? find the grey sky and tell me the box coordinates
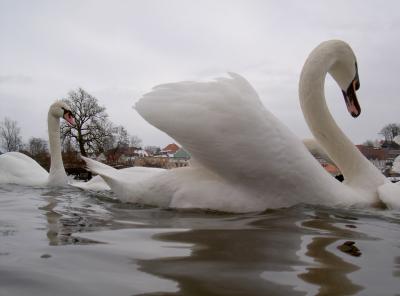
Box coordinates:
[1,0,399,147]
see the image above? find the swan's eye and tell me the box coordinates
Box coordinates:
[64,110,73,116]
[62,107,72,115]
[353,79,360,91]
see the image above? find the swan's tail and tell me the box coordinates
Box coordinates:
[80,156,126,196]
[80,156,167,203]
[81,156,118,173]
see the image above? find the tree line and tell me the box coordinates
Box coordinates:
[363,123,400,148]
[0,88,143,159]
[4,87,398,158]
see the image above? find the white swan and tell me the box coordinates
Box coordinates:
[83,40,397,212]
[0,101,75,187]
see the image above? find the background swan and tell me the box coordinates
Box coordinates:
[0,101,75,187]
[84,40,397,212]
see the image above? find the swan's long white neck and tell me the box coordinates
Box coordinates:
[47,111,68,186]
[299,44,386,190]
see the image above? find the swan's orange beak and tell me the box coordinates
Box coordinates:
[342,64,361,118]
[63,110,75,126]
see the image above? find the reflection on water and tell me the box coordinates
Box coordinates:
[40,192,62,245]
[395,257,400,277]
[298,213,363,295]
[0,185,399,296]
[137,226,305,295]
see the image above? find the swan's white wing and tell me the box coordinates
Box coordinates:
[378,181,400,210]
[136,73,320,190]
[0,152,48,186]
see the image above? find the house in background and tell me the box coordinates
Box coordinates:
[174,148,191,160]
[96,146,147,166]
[356,145,387,172]
[356,144,400,176]
[158,143,191,168]
[170,147,191,167]
[91,143,191,169]
[160,143,180,157]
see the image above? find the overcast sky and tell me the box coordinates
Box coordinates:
[1,0,399,147]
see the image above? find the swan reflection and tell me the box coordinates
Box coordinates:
[298,213,363,295]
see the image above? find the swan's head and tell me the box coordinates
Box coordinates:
[326,40,361,118]
[49,101,75,125]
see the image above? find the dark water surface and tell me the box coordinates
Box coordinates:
[0,185,399,296]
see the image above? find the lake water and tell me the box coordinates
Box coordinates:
[0,184,399,296]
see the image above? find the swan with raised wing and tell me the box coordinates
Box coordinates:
[83,40,397,212]
[0,101,75,187]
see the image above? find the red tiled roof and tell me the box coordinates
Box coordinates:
[162,143,180,153]
[356,145,387,160]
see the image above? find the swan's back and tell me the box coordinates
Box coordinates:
[0,152,48,186]
[82,155,273,212]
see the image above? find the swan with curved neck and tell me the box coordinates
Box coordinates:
[47,101,75,185]
[300,40,387,201]
[0,101,75,186]
[82,40,395,212]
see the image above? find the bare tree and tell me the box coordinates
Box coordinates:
[61,88,113,156]
[144,145,161,155]
[104,125,131,162]
[130,135,142,148]
[379,123,400,143]
[62,138,76,153]
[0,117,23,152]
[112,126,130,149]
[28,137,48,156]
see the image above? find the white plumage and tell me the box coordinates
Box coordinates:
[0,101,75,187]
[82,40,400,212]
